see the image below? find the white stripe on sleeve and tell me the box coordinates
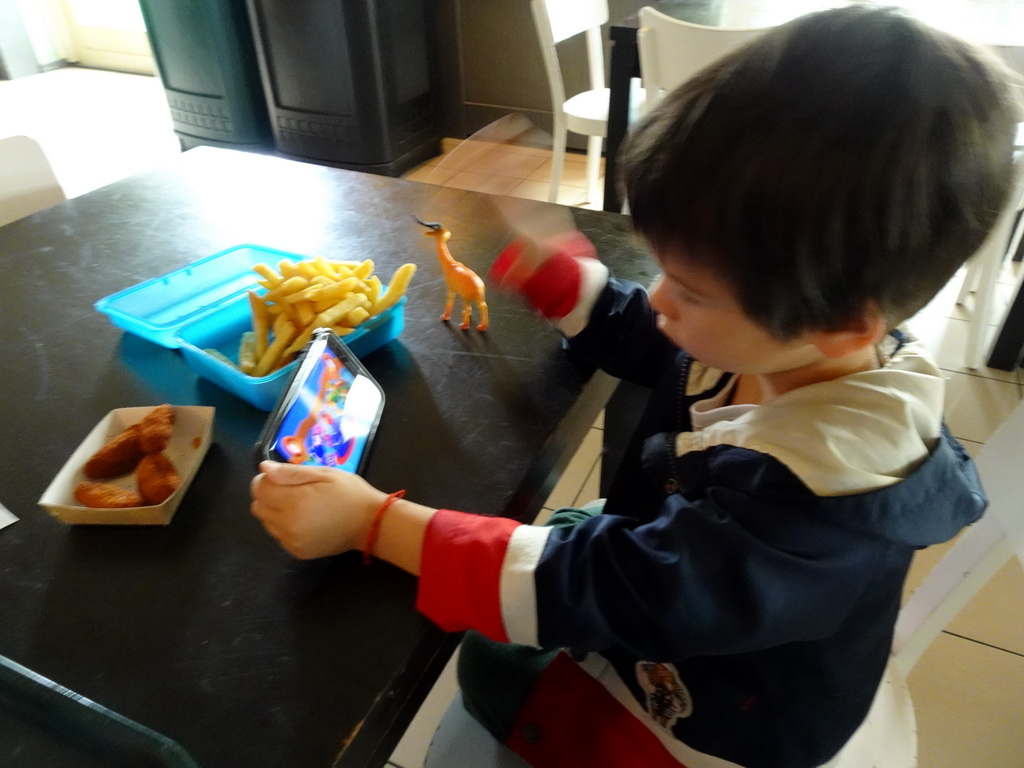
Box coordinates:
[555,259,609,338]
[498,524,554,647]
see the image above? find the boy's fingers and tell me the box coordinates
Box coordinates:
[490,239,545,290]
[250,494,281,522]
[489,240,527,286]
[258,461,334,486]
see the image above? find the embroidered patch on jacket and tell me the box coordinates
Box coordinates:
[636,661,693,729]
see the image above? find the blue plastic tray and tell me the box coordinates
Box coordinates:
[177,296,405,411]
[95,244,307,348]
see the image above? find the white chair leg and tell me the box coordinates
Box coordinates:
[956,257,980,305]
[549,113,567,204]
[965,236,1003,369]
[584,134,604,207]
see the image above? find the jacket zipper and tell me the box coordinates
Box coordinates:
[664,354,692,494]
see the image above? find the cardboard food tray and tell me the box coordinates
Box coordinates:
[38,406,214,525]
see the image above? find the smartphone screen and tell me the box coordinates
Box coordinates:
[263,334,384,473]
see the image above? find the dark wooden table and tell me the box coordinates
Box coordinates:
[0,147,656,767]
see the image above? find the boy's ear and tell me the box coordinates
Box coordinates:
[810,310,887,359]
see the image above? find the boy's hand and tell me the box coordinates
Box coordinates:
[490,231,607,332]
[250,461,387,560]
[489,197,607,331]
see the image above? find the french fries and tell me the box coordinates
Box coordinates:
[218,256,416,377]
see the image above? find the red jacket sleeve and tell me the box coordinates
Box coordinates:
[416,509,522,642]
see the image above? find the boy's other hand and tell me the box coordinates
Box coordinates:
[490,195,604,323]
[489,231,602,323]
[250,461,387,560]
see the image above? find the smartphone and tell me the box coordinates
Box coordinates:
[254,328,385,474]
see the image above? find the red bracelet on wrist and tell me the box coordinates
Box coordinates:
[362,490,406,565]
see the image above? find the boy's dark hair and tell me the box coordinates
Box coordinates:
[620,5,1022,338]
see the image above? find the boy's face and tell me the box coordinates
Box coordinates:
[649,249,822,375]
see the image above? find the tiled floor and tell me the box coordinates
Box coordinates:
[4,66,1023,768]
[404,138,605,209]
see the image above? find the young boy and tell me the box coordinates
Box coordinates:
[250,6,1021,767]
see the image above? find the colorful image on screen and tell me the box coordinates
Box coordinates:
[271,349,380,473]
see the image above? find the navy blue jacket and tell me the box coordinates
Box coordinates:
[529,278,988,767]
[428,277,987,768]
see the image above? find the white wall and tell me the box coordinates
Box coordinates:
[16,0,67,68]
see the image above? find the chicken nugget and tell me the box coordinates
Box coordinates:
[74,482,145,509]
[138,404,175,454]
[137,452,180,506]
[84,424,145,479]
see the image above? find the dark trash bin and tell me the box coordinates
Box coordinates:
[139,0,273,152]
[245,0,442,176]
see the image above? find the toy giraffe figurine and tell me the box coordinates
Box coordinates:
[416,216,489,331]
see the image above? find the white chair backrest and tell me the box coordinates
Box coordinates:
[0,135,66,227]
[531,0,608,101]
[535,0,607,45]
[638,6,769,110]
[892,397,1024,678]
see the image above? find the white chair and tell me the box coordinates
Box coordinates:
[0,135,66,228]
[530,0,645,207]
[637,6,770,113]
[826,397,1024,767]
[957,129,1024,369]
